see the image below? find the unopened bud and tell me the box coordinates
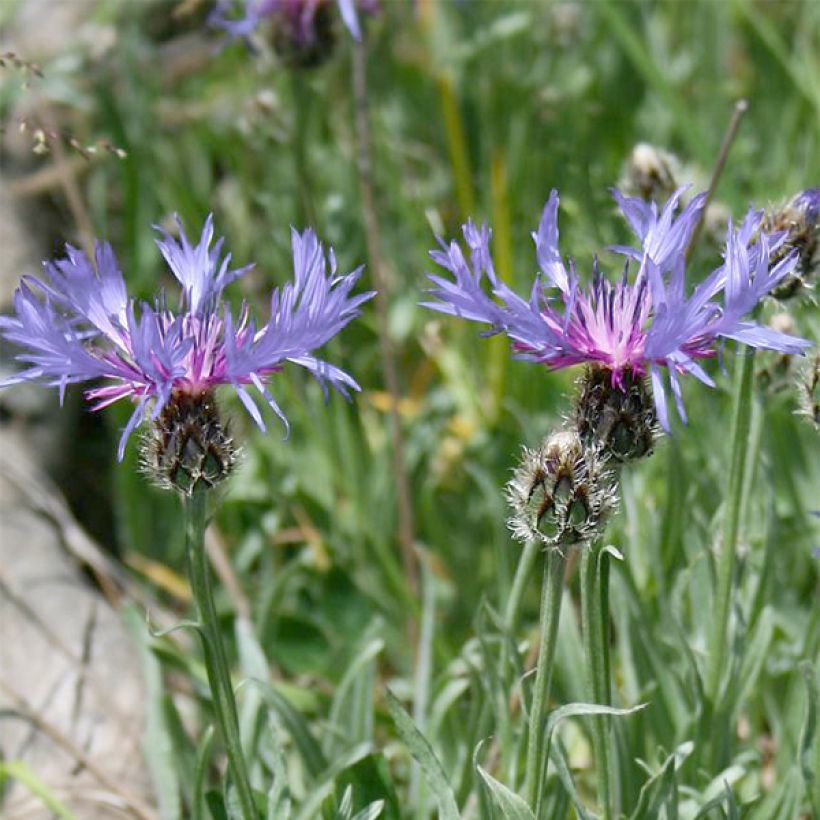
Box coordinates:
[620,143,681,204]
[765,188,820,300]
[507,430,615,550]
[142,390,237,496]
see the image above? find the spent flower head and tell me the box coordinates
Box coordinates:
[424,187,812,436]
[0,215,374,490]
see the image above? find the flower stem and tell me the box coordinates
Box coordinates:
[524,548,566,810]
[504,538,543,635]
[581,544,612,820]
[185,491,256,819]
[704,350,756,738]
[685,99,748,261]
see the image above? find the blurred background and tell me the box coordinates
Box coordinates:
[0,1,818,818]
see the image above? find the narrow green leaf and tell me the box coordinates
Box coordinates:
[334,753,400,820]
[247,679,327,778]
[350,802,384,820]
[730,606,775,719]
[548,742,593,820]
[193,726,215,820]
[544,701,648,740]
[235,615,271,763]
[799,661,818,814]
[265,711,292,820]
[747,767,803,820]
[292,743,372,820]
[629,743,692,820]
[326,632,384,755]
[385,688,460,820]
[475,760,534,819]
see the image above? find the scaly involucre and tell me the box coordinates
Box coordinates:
[424,188,812,430]
[0,216,374,459]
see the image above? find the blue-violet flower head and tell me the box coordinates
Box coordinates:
[424,187,812,432]
[0,216,374,461]
[211,0,378,59]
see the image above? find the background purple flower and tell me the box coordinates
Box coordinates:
[211,0,374,44]
[424,188,812,430]
[0,217,374,460]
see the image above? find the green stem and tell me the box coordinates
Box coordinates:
[497,538,541,780]
[705,351,756,715]
[524,548,566,810]
[185,491,256,819]
[504,538,542,635]
[581,545,612,820]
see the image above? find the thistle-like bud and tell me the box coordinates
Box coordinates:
[572,365,658,463]
[142,390,237,496]
[507,430,616,550]
[618,143,729,248]
[764,188,820,300]
[797,354,820,429]
[619,143,682,204]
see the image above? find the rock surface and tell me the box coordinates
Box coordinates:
[1,26,156,808]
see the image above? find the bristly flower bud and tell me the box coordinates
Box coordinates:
[764,188,820,300]
[619,142,682,205]
[142,390,237,496]
[573,365,658,463]
[507,430,616,550]
[797,354,820,429]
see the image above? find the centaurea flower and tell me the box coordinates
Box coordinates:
[424,188,812,442]
[0,216,374,486]
[211,0,377,66]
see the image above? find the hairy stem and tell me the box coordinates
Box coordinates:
[185,491,256,819]
[524,548,566,810]
[581,545,612,820]
[686,99,747,261]
[704,350,756,748]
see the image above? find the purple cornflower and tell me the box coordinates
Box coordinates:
[0,216,374,463]
[211,0,377,58]
[424,188,812,432]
